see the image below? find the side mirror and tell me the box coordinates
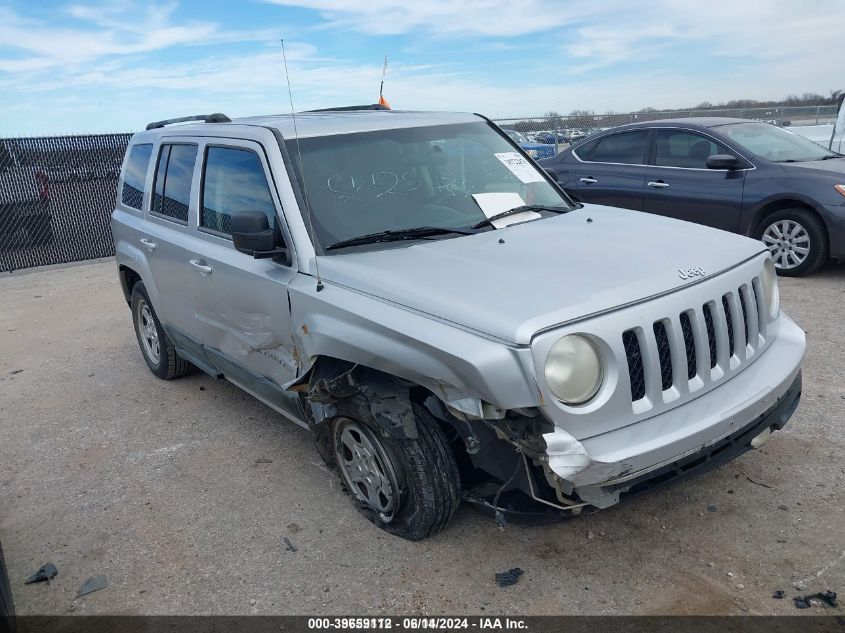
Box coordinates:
[706,154,740,170]
[543,167,559,180]
[231,211,290,264]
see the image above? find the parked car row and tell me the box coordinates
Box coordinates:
[502,129,556,158]
[539,114,845,276]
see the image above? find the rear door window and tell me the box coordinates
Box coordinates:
[200,147,277,236]
[654,130,732,168]
[152,144,197,223]
[590,131,650,164]
[121,143,153,210]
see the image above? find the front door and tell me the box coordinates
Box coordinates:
[188,140,303,424]
[642,129,746,231]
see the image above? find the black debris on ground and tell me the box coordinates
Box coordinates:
[772,590,785,599]
[707,505,717,513]
[76,575,108,598]
[255,457,273,464]
[778,504,789,511]
[745,474,773,489]
[24,563,57,585]
[793,591,838,609]
[9,370,23,375]
[494,568,523,588]
[283,537,297,552]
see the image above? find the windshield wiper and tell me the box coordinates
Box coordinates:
[325,226,475,251]
[817,154,842,160]
[470,205,570,229]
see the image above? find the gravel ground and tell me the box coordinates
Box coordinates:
[0,258,843,616]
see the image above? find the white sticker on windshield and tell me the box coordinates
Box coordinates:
[494,152,545,183]
[471,192,540,229]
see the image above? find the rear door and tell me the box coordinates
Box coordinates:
[642,128,747,231]
[572,130,650,211]
[140,140,201,342]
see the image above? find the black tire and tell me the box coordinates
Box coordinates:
[756,208,828,277]
[316,392,461,541]
[0,540,14,625]
[130,281,192,380]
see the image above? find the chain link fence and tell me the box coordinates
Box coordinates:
[491,105,839,154]
[0,105,839,272]
[0,134,131,272]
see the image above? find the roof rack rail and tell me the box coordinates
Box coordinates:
[145,113,231,131]
[305,104,390,113]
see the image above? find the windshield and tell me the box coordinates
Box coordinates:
[287,121,570,252]
[717,122,837,162]
[504,129,528,143]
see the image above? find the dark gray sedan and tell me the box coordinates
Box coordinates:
[539,118,845,276]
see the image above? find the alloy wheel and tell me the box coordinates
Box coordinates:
[762,219,810,270]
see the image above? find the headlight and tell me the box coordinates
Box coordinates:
[834,184,845,198]
[761,257,780,320]
[544,335,603,405]
[526,149,538,157]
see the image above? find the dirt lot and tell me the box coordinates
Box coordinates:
[1,259,843,615]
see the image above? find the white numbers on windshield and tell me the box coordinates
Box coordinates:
[327,170,421,204]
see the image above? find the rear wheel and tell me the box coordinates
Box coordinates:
[130,282,192,380]
[757,209,827,276]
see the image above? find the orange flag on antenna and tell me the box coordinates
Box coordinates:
[379,94,391,109]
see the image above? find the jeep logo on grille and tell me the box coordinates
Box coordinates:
[678,266,706,280]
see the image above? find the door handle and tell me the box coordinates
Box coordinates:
[647,181,670,189]
[579,177,598,184]
[139,238,157,252]
[189,259,213,276]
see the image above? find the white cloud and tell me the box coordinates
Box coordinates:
[0,2,289,74]
[1,0,844,134]
[262,0,584,36]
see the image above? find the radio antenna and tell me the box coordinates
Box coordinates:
[379,55,387,101]
[281,38,323,292]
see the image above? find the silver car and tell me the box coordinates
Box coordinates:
[111,108,805,540]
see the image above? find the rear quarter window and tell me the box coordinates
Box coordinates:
[121,144,153,210]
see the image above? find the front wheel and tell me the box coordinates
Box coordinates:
[321,397,461,540]
[757,209,827,276]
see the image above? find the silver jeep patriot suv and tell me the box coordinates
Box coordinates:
[111,107,805,540]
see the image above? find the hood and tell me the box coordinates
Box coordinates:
[315,206,766,345]
[782,156,845,176]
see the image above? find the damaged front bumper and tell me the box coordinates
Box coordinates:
[541,314,805,510]
[567,370,800,509]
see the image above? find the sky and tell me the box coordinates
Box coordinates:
[0,0,843,135]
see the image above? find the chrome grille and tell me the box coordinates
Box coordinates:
[622,276,765,407]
